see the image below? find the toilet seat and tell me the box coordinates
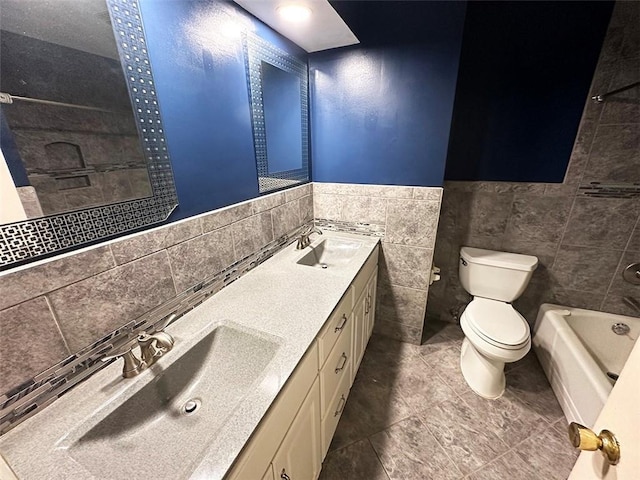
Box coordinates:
[463,298,529,349]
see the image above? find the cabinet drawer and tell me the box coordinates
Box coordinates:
[317,288,353,367]
[352,246,379,301]
[320,317,352,419]
[320,366,352,459]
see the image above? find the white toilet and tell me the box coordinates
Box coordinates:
[458,246,538,399]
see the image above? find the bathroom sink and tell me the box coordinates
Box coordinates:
[68,325,279,479]
[296,237,363,268]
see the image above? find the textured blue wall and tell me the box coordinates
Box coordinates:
[445,1,613,182]
[139,0,306,220]
[310,2,467,187]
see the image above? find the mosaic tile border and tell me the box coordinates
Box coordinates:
[315,218,386,237]
[579,182,640,198]
[243,32,310,193]
[0,221,314,436]
[0,0,177,269]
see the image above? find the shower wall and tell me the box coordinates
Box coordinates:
[0,31,151,216]
[426,0,640,324]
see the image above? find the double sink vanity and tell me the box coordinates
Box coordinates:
[0,230,380,480]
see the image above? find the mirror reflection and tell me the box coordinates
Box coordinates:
[0,0,177,269]
[0,0,151,221]
[244,33,309,193]
[261,61,303,174]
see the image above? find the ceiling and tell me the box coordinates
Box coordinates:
[233,0,359,53]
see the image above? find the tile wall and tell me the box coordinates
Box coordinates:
[313,183,443,344]
[0,184,312,396]
[426,0,640,325]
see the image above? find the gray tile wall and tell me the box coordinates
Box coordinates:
[0,184,312,395]
[313,183,443,344]
[426,1,640,325]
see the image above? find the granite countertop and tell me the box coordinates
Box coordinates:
[0,231,379,480]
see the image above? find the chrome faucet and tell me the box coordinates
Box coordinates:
[138,330,175,367]
[103,314,176,378]
[296,225,323,249]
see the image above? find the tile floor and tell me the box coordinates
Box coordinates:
[319,320,579,480]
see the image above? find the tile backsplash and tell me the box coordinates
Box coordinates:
[0,180,444,435]
[426,0,640,325]
[0,184,312,398]
[313,183,443,344]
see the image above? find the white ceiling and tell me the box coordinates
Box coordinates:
[0,0,357,59]
[233,0,359,53]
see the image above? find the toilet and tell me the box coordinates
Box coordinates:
[458,246,538,399]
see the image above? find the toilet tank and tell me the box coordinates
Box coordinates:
[459,247,538,302]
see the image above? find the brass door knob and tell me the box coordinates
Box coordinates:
[568,422,620,465]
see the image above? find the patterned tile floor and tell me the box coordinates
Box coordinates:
[319,320,579,480]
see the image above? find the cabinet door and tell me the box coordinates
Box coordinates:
[351,290,367,383]
[272,378,322,480]
[365,267,378,340]
[227,343,319,480]
[262,465,276,480]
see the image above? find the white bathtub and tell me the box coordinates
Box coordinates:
[533,304,639,427]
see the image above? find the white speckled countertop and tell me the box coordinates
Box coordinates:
[0,231,379,480]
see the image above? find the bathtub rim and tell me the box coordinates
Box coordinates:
[532,303,622,427]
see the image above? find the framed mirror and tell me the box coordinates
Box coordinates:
[0,0,177,269]
[243,33,309,193]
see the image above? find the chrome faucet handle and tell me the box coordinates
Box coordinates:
[101,335,140,361]
[138,331,174,367]
[101,336,146,378]
[296,225,322,249]
[302,224,322,236]
[150,313,177,334]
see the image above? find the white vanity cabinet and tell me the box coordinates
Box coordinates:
[318,298,354,458]
[351,260,379,382]
[227,343,321,480]
[271,378,322,480]
[226,245,379,480]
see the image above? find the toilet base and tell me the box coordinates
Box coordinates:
[460,338,506,399]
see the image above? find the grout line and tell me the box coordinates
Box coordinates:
[600,211,640,309]
[106,244,117,267]
[366,437,392,480]
[550,194,578,271]
[164,248,180,297]
[229,224,239,264]
[44,295,72,355]
[414,406,466,478]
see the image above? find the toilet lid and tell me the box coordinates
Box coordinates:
[464,298,529,347]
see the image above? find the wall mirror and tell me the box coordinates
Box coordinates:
[0,0,177,270]
[243,33,309,193]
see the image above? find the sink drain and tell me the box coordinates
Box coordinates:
[612,323,630,335]
[182,398,201,415]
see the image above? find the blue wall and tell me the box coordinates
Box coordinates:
[445,1,613,182]
[0,111,28,187]
[139,0,306,220]
[310,1,467,187]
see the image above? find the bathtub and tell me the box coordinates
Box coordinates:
[533,304,639,427]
